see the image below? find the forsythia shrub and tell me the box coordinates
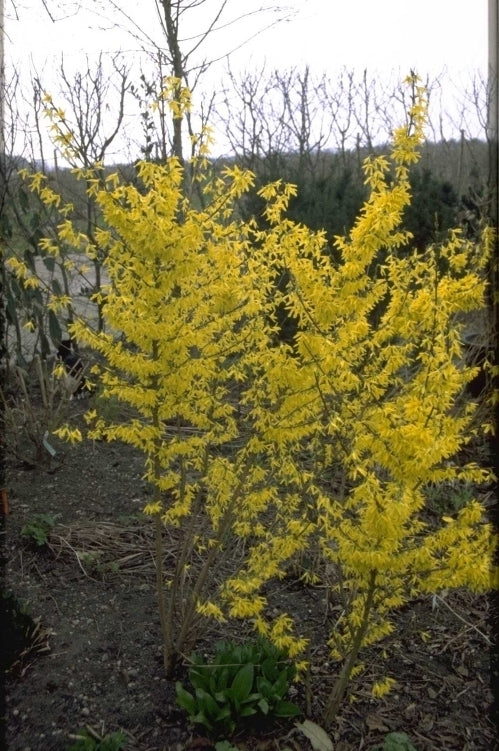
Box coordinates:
[21,75,495,723]
[238,79,496,721]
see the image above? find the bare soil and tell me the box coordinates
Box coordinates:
[1,398,497,751]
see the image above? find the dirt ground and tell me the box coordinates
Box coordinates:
[1,396,497,751]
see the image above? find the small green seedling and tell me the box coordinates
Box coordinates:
[21,513,59,547]
[67,728,127,751]
[371,731,419,751]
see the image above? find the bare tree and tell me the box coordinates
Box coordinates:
[81,0,295,163]
[317,69,355,166]
[31,55,131,331]
[52,54,129,167]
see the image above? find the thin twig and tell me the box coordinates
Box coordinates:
[50,536,92,579]
[432,593,491,645]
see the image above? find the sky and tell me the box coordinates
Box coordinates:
[225,0,488,79]
[6,0,487,76]
[3,0,490,160]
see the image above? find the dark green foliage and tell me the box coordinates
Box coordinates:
[403,168,459,250]
[240,151,368,345]
[241,151,368,240]
[176,638,301,736]
[287,164,367,238]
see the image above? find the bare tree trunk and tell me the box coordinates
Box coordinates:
[489,0,498,222]
[0,0,4,163]
[487,0,499,734]
[160,0,185,165]
[37,56,130,332]
[0,0,8,521]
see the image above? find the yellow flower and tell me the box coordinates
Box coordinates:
[196,601,226,622]
[143,502,162,515]
[54,426,83,443]
[371,677,397,699]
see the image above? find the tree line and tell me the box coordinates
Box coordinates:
[0,55,492,362]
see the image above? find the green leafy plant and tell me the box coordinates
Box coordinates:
[21,513,59,547]
[66,728,127,751]
[371,731,419,751]
[176,638,301,736]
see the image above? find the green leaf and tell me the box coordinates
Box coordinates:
[231,646,243,665]
[196,687,222,719]
[261,657,279,682]
[189,666,211,692]
[240,692,262,706]
[230,663,254,702]
[191,711,213,731]
[239,705,258,718]
[48,310,62,346]
[42,254,56,272]
[258,697,269,715]
[213,665,230,693]
[5,284,18,324]
[102,730,128,751]
[273,700,302,718]
[256,676,273,699]
[18,187,30,213]
[214,688,229,704]
[175,682,197,716]
[215,742,240,751]
[382,732,419,751]
[272,669,288,698]
[214,705,232,723]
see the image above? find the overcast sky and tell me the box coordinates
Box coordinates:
[233,0,488,77]
[6,0,488,78]
[3,1,490,161]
